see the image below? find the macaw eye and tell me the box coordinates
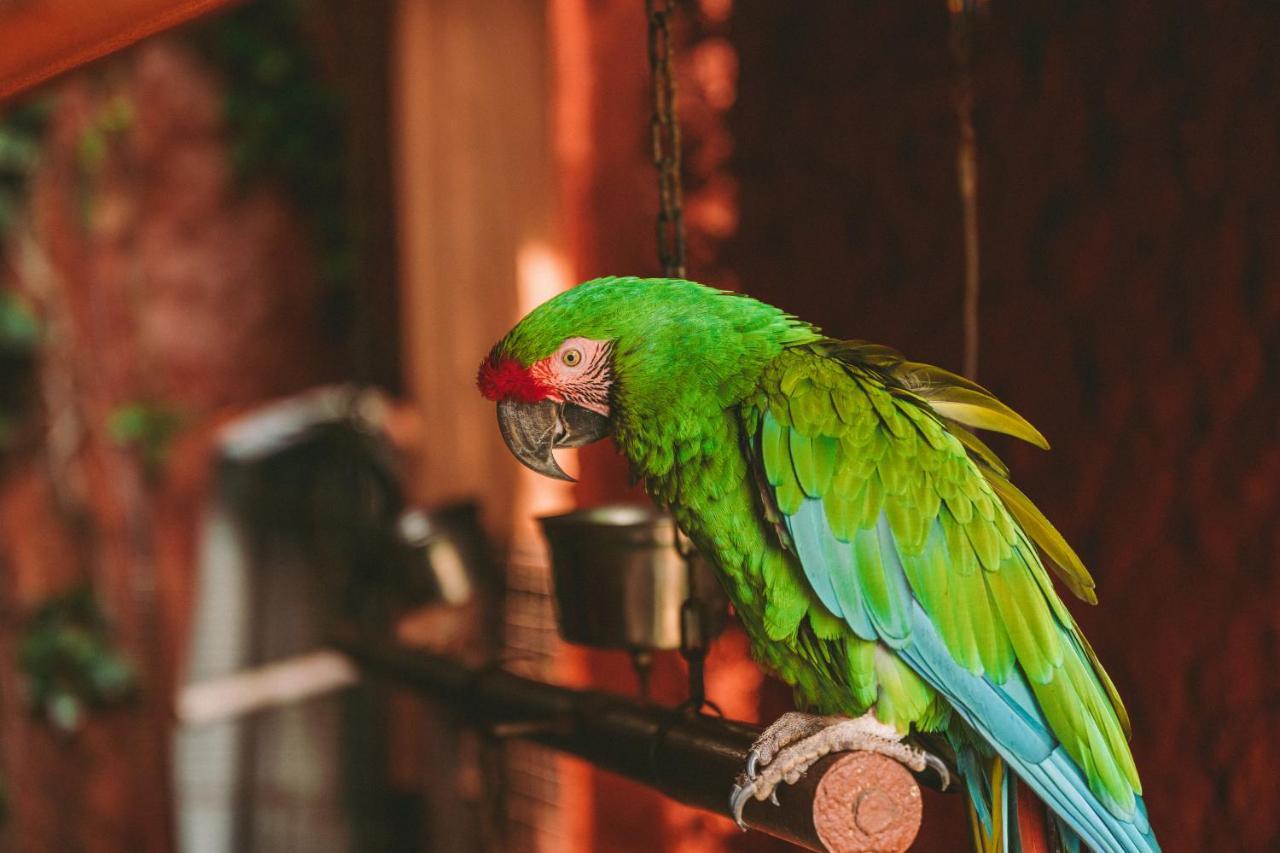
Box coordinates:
[562,348,582,367]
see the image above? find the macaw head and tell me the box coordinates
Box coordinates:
[478,276,817,481]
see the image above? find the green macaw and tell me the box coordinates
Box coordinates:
[478,277,1157,853]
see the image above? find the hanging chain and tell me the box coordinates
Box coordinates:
[949,0,985,380]
[645,0,716,715]
[647,0,687,279]
[673,523,720,716]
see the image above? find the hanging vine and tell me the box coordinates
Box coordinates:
[0,100,48,453]
[18,585,136,732]
[192,1,352,295]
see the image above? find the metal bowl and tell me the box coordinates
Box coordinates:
[538,504,728,651]
[396,502,494,607]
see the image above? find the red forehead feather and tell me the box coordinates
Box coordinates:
[477,356,552,403]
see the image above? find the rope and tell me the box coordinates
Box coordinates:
[949,0,986,380]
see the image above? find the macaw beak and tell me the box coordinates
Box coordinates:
[496,398,611,482]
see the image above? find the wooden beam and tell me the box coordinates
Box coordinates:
[333,630,932,853]
[177,650,360,727]
[0,0,240,102]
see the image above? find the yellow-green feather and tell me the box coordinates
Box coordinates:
[747,345,1140,818]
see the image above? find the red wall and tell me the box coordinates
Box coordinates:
[729,1,1280,850]
[0,36,339,852]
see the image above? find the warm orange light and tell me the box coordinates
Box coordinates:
[511,240,578,559]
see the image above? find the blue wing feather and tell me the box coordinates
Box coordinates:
[787,498,1158,850]
[902,600,1159,852]
[787,495,855,627]
[753,365,1158,852]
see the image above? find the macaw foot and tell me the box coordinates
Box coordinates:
[729,710,949,830]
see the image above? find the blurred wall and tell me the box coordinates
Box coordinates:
[394,0,569,544]
[0,10,373,849]
[729,2,1280,850]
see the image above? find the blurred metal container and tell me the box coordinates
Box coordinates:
[538,504,728,651]
[397,502,493,607]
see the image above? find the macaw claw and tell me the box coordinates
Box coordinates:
[730,710,945,833]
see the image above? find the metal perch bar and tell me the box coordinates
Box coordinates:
[331,630,925,852]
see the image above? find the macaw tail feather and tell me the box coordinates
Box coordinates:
[967,756,1085,853]
[1012,780,1052,853]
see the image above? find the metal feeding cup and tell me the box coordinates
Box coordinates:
[538,504,729,658]
[396,502,493,607]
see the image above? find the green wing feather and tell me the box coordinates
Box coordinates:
[748,343,1141,816]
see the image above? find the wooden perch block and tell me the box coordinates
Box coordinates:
[813,752,922,853]
[333,629,930,852]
